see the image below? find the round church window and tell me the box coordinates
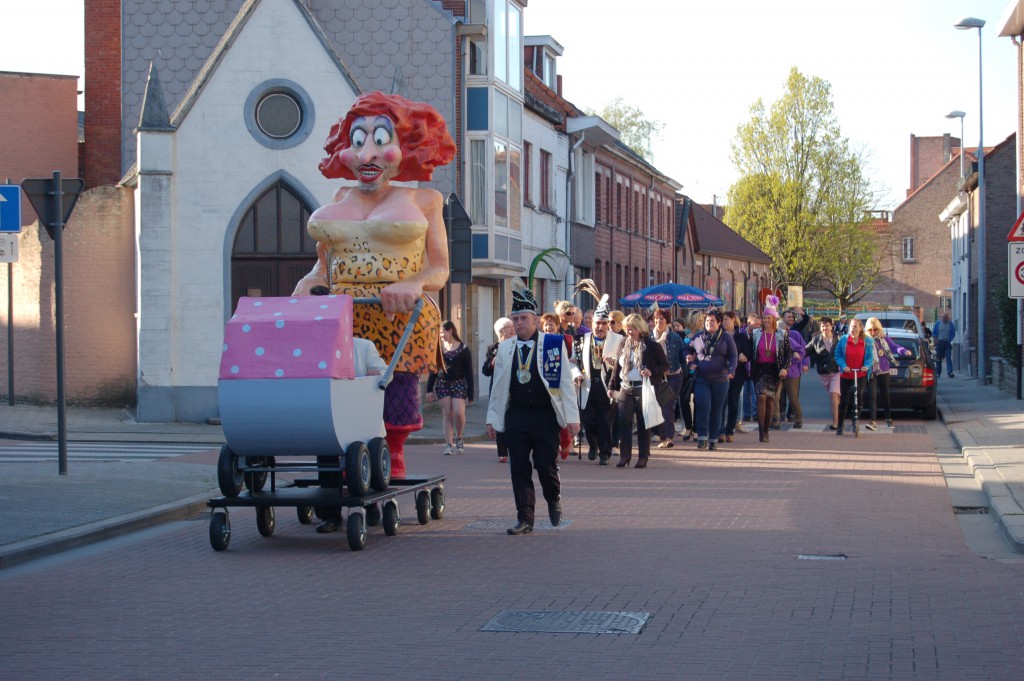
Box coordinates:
[256,92,302,139]
[244,80,315,150]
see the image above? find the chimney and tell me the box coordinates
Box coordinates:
[84,0,122,188]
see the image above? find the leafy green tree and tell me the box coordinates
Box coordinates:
[587,97,663,161]
[724,67,881,312]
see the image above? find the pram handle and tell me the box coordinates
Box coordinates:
[351,297,425,392]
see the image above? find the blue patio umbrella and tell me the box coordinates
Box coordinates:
[618,282,724,309]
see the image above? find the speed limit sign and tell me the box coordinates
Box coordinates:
[1009,243,1024,298]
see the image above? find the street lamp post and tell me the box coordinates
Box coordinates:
[945,110,966,180]
[956,16,986,383]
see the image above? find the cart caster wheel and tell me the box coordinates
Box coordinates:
[383,501,400,537]
[296,506,315,525]
[365,503,381,527]
[345,441,371,497]
[430,485,445,520]
[347,512,367,551]
[217,445,243,498]
[368,437,391,491]
[256,506,275,537]
[416,489,431,525]
[209,512,231,551]
[244,457,269,494]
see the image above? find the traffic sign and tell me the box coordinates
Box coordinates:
[0,234,18,263]
[0,185,22,233]
[1008,209,1024,241]
[21,177,85,240]
[1009,243,1024,297]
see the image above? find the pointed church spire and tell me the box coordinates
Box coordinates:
[138,62,175,132]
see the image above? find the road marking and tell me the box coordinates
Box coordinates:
[0,441,217,462]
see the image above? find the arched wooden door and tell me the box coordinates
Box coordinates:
[230,182,317,312]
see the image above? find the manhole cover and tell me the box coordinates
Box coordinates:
[462,518,572,531]
[481,609,649,634]
[798,553,848,561]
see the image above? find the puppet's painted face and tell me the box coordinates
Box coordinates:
[340,115,402,193]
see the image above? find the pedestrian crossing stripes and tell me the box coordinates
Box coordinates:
[0,441,219,463]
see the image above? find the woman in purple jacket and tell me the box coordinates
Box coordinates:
[865,317,911,430]
[685,309,738,450]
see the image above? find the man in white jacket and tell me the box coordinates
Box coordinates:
[570,294,616,465]
[486,286,580,535]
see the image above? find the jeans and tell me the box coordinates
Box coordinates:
[935,340,953,376]
[743,379,756,420]
[693,378,730,442]
[660,373,683,440]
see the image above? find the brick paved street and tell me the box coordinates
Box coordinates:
[2,394,1023,680]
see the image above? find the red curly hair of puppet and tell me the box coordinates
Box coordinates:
[319,92,456,182]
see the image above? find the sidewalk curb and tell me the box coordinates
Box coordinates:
[0,490,215,570]
[948,427,1024,554]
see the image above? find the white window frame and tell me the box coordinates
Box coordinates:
[902,236,915,262]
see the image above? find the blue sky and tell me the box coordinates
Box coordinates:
[2,0,1019,210]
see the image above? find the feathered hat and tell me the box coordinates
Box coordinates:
[763,294,780,319]
[573,278,611,321]
[510,278,538,314]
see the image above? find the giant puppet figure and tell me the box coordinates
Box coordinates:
[293,92,456,478]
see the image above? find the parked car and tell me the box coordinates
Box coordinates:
[854,311,925,338]
[864,329,937,420]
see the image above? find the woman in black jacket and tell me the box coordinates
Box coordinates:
[426,321,474,455]
[724,311,751,443]
[607,314,669,469]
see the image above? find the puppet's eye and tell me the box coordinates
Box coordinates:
[350,129,367,147]
[373,126,392,146]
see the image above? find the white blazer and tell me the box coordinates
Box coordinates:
[569,332,608,410]
[486,331,580,432]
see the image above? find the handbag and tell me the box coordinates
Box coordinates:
[654,377,675,409]
[641,377,665,429]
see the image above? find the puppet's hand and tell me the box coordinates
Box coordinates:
[380,280,422,316]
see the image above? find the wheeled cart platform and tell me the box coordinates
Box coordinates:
[207,474,446,551]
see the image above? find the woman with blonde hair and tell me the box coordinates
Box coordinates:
[606,314,669,468]
[864,316,911,430]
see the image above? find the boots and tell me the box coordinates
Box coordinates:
[384,423,418,480]
[757,398,768,442]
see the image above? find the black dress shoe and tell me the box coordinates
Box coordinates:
[696,440,708,450]
[315,519,340,534]
[548,501,562,526]
[598,456,610,466]
[587,448,597,461]
[793,422,803,429]
[507,521,533,535]
[708,442,717,451]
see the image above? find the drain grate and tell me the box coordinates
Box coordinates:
[481,609,649,634]
[953,506,990,515]
[462,518,572,531]
[894,424,927,434]
[798,553,848,561]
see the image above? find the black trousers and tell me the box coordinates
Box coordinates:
[869,372,893,423]
[581,386,612,461]
[616,385,651,462]
[837,375,867,429]
[504,407,561,525]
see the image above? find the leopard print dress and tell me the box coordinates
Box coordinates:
[307,219,441,374]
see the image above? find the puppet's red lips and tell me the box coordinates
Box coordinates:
[358,165,383,181]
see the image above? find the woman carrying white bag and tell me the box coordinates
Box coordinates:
[606,314,669,469]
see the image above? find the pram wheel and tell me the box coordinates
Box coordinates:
[368,437,391,491]
[347,512,367,551]
[256,506,275,537]
[382,501,400,537]
[209,511,231,551]
[345,441,372,497]
[296,506,315,524]
[217,445,243,498]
